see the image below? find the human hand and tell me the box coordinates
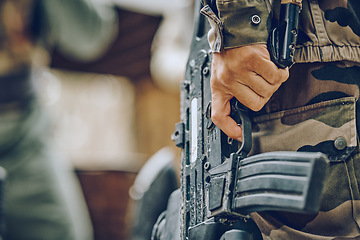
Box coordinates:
[210,43,289,140]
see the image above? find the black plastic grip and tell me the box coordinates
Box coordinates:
[268,3,301,69]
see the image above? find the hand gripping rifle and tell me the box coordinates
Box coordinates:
[152,1,328,239]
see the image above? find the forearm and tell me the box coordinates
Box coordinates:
[200,1,289,140]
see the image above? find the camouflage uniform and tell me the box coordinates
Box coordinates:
[202,0,360,239]
[0,0,117,239]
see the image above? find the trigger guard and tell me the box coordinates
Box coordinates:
[232,101,252,156]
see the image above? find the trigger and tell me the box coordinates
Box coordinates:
[230,99,252,156]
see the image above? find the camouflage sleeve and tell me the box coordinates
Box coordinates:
[201,0,270,52]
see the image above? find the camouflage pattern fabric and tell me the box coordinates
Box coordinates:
[294,0,360,63]
[202,0,360,64]
[200,0,270,51]
[201,0,360,239]
[249,62,360,239]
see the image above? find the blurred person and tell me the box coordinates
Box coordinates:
[0,0,117,239]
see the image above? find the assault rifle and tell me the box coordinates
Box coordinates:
[152,1,328,239]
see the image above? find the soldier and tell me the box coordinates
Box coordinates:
[202,0,360,239]
[0,0,117,239]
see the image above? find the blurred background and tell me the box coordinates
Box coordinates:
[39,0,194,239]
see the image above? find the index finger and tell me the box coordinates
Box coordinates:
[256,58,290,85]
[211,92,243,141]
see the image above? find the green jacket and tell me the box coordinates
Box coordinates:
[201,0,360,63]
[202,1,360,239]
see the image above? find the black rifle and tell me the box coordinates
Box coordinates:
[153,1,328,240]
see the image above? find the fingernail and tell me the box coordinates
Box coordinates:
[237,138,242,142]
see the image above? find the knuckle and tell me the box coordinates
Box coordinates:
[222,76,235,87]
[244,54,258,69]
[250,104,263,112]
[266,72,278,84]
[259,88,274,98]
[211,110,222,126]
[211,68,233,87]
[254,83,278,99]
[243,49,255,61]
[247,98,267,112]
[283,69,290,81]
[269,71,288,85]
